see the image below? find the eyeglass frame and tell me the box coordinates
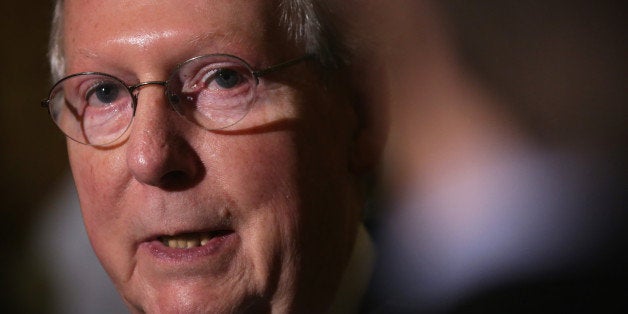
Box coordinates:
[41,53,315,146]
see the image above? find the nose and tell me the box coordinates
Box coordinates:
[125,85,202,189]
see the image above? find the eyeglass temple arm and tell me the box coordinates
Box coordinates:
[253,54,315,78]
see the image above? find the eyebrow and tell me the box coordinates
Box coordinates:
[186,30,239,48]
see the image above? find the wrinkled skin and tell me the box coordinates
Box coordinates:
[63,0,371,312]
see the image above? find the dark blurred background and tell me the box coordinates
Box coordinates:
[442,0,627,152]
[372,1,627,312]
[0,1,67,312]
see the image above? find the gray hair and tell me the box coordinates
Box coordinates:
[48,0,348,82]
[48,0,64,82]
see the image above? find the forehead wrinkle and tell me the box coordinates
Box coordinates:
[110,30,178,49]
[103,29,213,55]
[76,47,99,60]
[73,30,231,58]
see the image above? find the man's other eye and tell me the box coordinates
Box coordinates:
[213,69,242,89]
[87,82,122,105]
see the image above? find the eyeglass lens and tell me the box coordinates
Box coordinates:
[47,54,258,146]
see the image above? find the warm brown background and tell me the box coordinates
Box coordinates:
[0,1,67,312]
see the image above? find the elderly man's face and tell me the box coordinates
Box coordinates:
[63,0,364,312]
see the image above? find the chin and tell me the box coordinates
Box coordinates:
[121,281,271,314]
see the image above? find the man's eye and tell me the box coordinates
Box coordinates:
[87,82,122,105]
[212,69,242,89]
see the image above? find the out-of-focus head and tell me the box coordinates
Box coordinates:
[46,0,381,312]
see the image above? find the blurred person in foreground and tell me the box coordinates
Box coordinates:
[358,0,628,312]
[40,0,384,313]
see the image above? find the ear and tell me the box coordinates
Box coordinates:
[347,57,389,175]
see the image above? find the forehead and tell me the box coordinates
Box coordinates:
[62,0,290,71]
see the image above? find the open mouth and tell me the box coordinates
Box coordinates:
[158,230,233,249]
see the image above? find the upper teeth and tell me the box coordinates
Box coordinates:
[161,233,212,249]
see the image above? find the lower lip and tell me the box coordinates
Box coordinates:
[142,232,237,262]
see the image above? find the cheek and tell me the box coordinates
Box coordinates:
[211,133,304,283]
[68,143,127,219]
[68,143,132,272]
[214,131,302,231]
[228,140,296,194]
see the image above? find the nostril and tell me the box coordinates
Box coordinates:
[127,132,204,190]
[125,100,205,190]
[160,170,194,190]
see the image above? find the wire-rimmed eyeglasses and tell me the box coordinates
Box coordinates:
[41,54,313,146]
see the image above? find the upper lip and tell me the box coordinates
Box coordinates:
[130,199,237,245]
[140,223,235,244]
[158,229,234,240]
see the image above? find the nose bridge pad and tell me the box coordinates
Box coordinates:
[131,93,139,116]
